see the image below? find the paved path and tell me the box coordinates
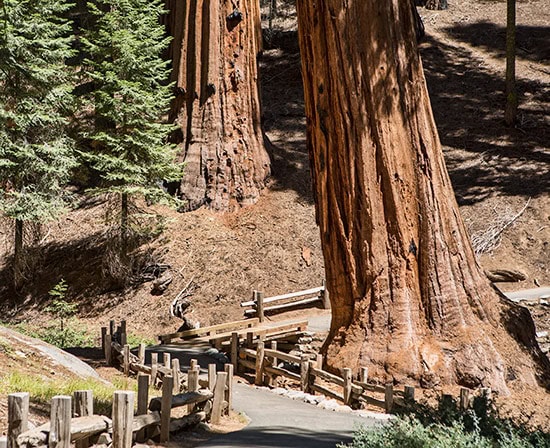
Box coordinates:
[196,383,383,448]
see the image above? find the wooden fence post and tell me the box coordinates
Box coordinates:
[101,327,107,353]
[343,368,352,405]
[231,332,239,369]
[120,320,127,346]
[151,353,158,387]
[160,376,173,443]
[224,364,234,413]
[316,354,323,369]
[404,386,415,403]
[137,375,150,442]
[359,367,368,383]
[254,290,264,323]
[211,372,228,425]
[163,352,171,369]
[8,392,29,448]
[255,341,265,386]
[109,320,116,339]
[187,368,199,413]
[460,388,470,411]
[73,389,93,448]
[384,383,394,413]
[268,341,278,386]
[123,344,130,376]
[112,391,134,448]
[190,358,198,371]
[321,280,330,309]
[50,395,71,448]
[104,334,112,366]
[172,359,181,394]
[246,331,254,347]
[208,364,217,390]
[138,344,146,365]
[300,356,311,393]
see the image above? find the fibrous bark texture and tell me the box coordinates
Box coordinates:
[296,0,548,393]
[165,0,270,211]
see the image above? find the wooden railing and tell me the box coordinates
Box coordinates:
[3,362,233,448]
[240,283,330,321]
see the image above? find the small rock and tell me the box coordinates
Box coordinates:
[97,433,112,445]
[336,405,353,413]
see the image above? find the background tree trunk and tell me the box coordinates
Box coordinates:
[14,219,24,290]
[296,0,548,393]
[504,0,517,126]
[165,0,271,211]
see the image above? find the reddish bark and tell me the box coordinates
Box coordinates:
[296,0,548,393]
[165,0,270,211]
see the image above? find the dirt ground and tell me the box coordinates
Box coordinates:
[0,0,548,435]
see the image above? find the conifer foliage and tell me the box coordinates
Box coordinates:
[0,0,77,288]
[79,0,181,259]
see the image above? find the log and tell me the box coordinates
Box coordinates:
[385,384,394,413]
[342,368,352,405]
[187,369,199,413]
[158,318,259,344]
[73,390,93,448]
[309,367,362,394]
[263,365,301,382]
[485,269,526,283]
[149,390,213,412]
[208,364,217,390]
[160,377,173,443]
[230,332,239,369]
[309,384,344,402]
[224,364,234,412]
[17,416,112,447]
[172,359,181,394]
[244,297,322,315]
[8,392,29,448]
[300,356,310,392]
[263,349,301,364]
[254,291,264,323]
[254,341,265,386]
[131,413,160,433]
[240,286,324,307]
[169,412,206,433]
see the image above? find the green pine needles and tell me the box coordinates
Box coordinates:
[79,0,181,258]
[0,0,77,288]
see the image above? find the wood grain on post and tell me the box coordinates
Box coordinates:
[151,352,158,386]
[359,367,368,383]
[50,395,71,448]
[342,368,352,405]
[138,344,146,365]
[301,356,311,393]
[73,387,93,448]
[254,291,264,323]
[104,334,112,366]
[404,385,415,403]
[211,372,228,425]
[254,341,265,386]
[460,388,470,411]
[224,364,234,413]
[163,352,171,369]
[172,359,181,394]
[123,344,130,376]
[268,341,278,386]
[384,383,394,413]
[112,391,134,448]
[230,332,238,369]
[208,364,217,390]
[109,320,116,338]
[187,368,199,413]
[246,331,253,347]
[8,392,29,448]
[160,376,173,443]
[316,353,323,369]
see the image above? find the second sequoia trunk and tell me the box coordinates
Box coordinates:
[296,0,548,393]
[165,0,270,211]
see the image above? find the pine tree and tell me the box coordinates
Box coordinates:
[0,0,77,289]
[79,0,181,260]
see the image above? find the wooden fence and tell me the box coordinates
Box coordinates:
[240,284,330,322]
[232,336,479,414]
[3,364,233,448]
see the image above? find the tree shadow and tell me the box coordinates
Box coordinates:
[420,32,549,205]
[442,21,550,65]
[259,29,314,204]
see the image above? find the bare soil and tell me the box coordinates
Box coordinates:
[0,0,548,435]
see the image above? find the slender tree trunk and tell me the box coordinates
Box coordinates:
[296,0,548,393]
[164,0,270,212]
[504,0,517,126]
[120,192,129,261]
[14,219,24,290]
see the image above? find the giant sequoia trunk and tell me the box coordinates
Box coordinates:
[165,0,270,211]
[296,1,548,393]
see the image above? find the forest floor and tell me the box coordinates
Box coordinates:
[0,0,548,436]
